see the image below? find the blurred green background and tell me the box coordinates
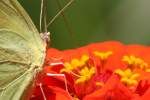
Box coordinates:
[18,0,150,50]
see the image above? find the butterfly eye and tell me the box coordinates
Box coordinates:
[40,32,50,44]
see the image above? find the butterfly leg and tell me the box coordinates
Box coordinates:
[38,73,72,100]
[39,83,47,100]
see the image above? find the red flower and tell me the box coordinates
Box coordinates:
[30,41,150,100]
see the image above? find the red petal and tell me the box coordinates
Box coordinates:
[141,87,150,100]
[30,85,72,100]
[125,45,147,56]
[125,45,150,65]
[86,41,124,53]
[62,46,89,62]
[83,75,133,100]
[46,48,63,59]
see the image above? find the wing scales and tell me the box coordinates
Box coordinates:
[0,0,46,100]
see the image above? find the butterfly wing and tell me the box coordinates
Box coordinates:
[0,0,45,99]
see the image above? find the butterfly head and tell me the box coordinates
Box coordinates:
[40,32,50,47]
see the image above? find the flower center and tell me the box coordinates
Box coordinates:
[60,55,96,84]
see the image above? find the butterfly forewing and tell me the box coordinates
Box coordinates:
[0,0,45,99]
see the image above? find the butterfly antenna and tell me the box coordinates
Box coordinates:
[43,0,48,32]
[40,0,44,32]
[46,0,75,28]
[40,0,48,33]
[44,11,47,33]
[55,0,79,47]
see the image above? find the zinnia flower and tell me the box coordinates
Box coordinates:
[30,41,150,100]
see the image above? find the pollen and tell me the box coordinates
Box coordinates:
[115,69,140,86]
[71,59,82,68]
[122,55,148,70]
[61,55,96,84]
[93,51,113,60]
[74,96,80,100]
[96,82,104,87]
[75,67,95,84]
[60,55,89,73]
[60,62,74,73]
[81,55,90,62]
[146,68,150,72]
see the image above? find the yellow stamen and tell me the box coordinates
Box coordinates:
[74,96,80,100]
[75,67,95,84]
[115,69,140,86]
[60,55,90,73]
[81,55,89,62]
[122,55,148,70]
[60,62,74,73]
[71,59,81,68]
[60,55,96,84]
[146,68,150,72]
[93,51,113,60]
[74,98,79,100]
[96,82,104,87]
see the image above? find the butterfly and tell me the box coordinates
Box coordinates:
[0,0,74,100]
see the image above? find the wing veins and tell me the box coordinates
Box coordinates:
[10,1,33,32]
[0,60,30,69]
[0,0,18,15]
[0,29,28,42]
[0,68,33,98]
[0,1,46,99]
